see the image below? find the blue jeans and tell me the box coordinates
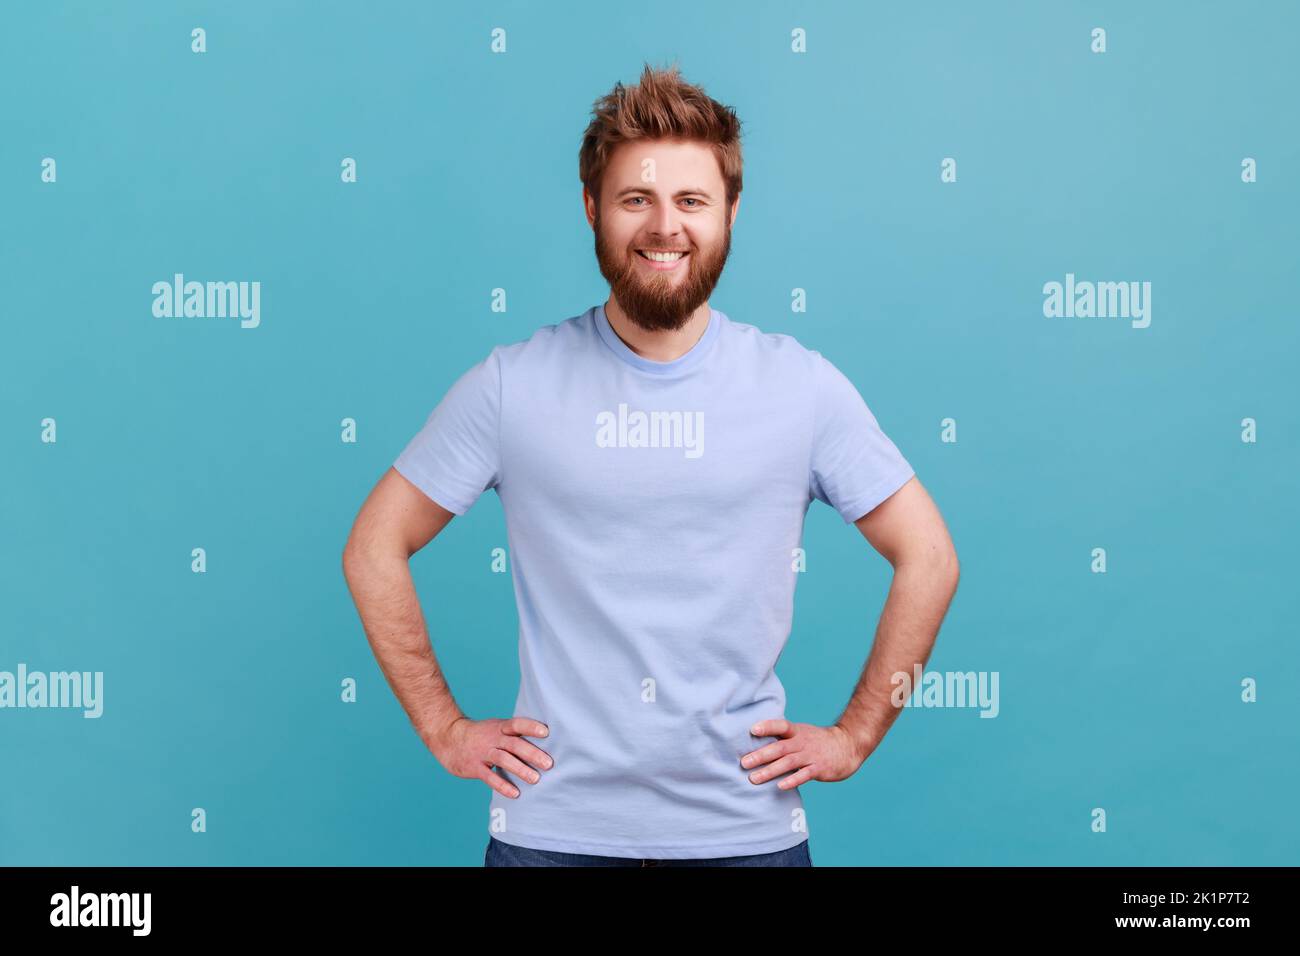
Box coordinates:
[485,835,812,867]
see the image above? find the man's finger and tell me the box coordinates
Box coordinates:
[778,765,815,790]
[490,747,545,785]
[752,718,791,738]
[506,717,549,738]
[741,739,790,769]
[748,752,803,785]
[499,736,554,770]
[478,766,520,799]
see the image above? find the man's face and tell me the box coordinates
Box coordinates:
[587,138,738,333]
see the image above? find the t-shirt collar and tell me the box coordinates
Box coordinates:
[595,301,721,376]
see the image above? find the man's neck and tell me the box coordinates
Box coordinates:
[603,298,712,363]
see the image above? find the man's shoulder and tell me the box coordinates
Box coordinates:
[719,312,823,372]
[485,307,596,368]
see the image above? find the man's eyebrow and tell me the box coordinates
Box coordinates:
[612,185,715,199]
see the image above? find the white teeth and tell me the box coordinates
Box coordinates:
[638,250,686,262]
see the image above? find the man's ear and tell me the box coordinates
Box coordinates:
[728,193,741,228]
[583,186,597,228]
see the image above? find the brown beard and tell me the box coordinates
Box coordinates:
[593,207,731,333]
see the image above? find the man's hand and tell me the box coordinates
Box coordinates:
[740,719,873,789]
[424,716,553,799]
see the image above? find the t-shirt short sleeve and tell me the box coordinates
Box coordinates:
[808,351,915,524]
[392,347,502,515]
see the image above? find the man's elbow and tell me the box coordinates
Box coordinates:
[341,537,362,581]
[902,539,959,588]
[938,547,960,590]
[343,524,415,579]
[341,533,386,581]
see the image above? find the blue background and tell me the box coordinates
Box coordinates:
[2,0,1296,865]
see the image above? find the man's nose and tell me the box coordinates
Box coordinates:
[648,203,681,239]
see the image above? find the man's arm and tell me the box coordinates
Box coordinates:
[341,467,553,799]
[743,474,959,788]
[833,475,959,760]
[341,467,464,751]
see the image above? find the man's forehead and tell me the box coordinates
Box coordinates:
[605,140,723,187]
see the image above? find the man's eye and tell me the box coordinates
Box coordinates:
[682,198,699,207]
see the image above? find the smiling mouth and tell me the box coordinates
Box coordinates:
[636,249,689,262]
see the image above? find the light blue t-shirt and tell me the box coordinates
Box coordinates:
[393,302,915,859]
